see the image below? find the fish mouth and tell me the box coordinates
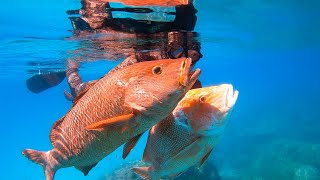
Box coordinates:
[179,58,201,87]
[225,84,239,108]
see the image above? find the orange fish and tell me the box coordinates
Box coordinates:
[22,58,200,180]
[133,84,239,179]
[102,0,190,6]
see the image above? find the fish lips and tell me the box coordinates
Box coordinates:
[179,58,201,88]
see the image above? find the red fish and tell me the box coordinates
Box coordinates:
[22,58,200,180]
[133,84,239,179]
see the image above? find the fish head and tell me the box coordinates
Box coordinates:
[174,84,239,136]
[124,58,201,121]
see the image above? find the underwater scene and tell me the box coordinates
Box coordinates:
[1,0,320,179]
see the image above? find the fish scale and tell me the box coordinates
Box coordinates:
[144,115,197,164]
[22,58,201,180]
[133,84,238,179]
[56,71,133,165]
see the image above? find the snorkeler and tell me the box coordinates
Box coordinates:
[26,0,202,100]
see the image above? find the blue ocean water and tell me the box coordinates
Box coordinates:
[1,0,320,179]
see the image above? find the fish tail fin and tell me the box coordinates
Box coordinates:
[132,166,159,180]
[22,149,56,180]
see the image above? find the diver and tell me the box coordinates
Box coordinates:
[24,1,221,179]
[26,0,202,101]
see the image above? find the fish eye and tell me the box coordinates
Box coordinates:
[152,66,162,75]
[199,96,206,103]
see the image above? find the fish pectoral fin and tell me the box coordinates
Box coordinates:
[162,137,202,168]
[75,163,97,176]
[199,148,213,168]
[85,113,136,132]
[122,133,143,159]
[132,166,158,180]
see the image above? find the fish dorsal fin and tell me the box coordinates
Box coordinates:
[86,113,136,133]
[49,115,66,144]
[75,163,97,176]
[199,148,213,168]
[122,133,143,159]
[72,80,97,107]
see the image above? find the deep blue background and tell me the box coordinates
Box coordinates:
[1,0,320,179]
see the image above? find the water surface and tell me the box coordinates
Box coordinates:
[1,0,320,179]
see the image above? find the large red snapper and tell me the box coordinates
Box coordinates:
[22,58,200,180]
[133,84,238,179]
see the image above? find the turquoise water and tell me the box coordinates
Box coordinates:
[1,0,320,179]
